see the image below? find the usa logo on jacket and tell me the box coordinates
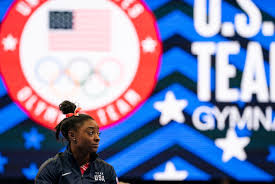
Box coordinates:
[94,171,105,182]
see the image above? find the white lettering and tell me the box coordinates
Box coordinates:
[270,43,275,102]
[192,106,215,130]
[235,0,262,37]
[106,105,119,121]
[25,95,37,110]
[191,42,215,101]
[229,106,253,130]
[194,0,221,37]
[116,99,130,114]
[241,42,268,102]
[16,2,31,16]
[216,42,240,102]
[34,101,46,116]
[253,106,272,131]
[97,109,107,125]
[44,107,58,123]
[121,0,134,9]
[25,0,39,7]
[128,4,144,18]
[213,106,231,130]
[17,86,32,101]
[124,89,141,106]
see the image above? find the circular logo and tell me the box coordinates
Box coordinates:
[0,0,162,129]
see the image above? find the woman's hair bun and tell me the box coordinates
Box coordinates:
[59,100,76,115]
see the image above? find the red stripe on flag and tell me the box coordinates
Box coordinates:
[49,9,111,51]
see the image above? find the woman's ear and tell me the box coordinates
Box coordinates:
[68,130,77,144]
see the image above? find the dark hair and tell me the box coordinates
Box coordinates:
[55,100,94,141]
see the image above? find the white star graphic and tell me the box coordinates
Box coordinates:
[2,34,17,51]
[154,161,188,181]
[153,91,188,125]
[141,36,157,53]
[215,128,250,162]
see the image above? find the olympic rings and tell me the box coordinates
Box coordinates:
[35,56,124,98]
[35,56,62,84]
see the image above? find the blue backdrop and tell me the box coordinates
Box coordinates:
[0,0,275,182]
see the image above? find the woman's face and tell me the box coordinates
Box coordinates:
[75,119,100,153]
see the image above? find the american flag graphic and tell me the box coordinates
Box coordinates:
[48,10,111,51]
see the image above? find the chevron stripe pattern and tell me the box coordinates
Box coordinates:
[0,0,275,182]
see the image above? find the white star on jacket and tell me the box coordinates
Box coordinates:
[2,34,17,51]
[141,36,157,53]
[153,161,188,181]
[215,128,250,162]
[153,91,188,125]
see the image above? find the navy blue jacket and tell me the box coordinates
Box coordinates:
[35,147,117,184]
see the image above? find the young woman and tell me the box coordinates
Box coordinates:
[35,100,118,184]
